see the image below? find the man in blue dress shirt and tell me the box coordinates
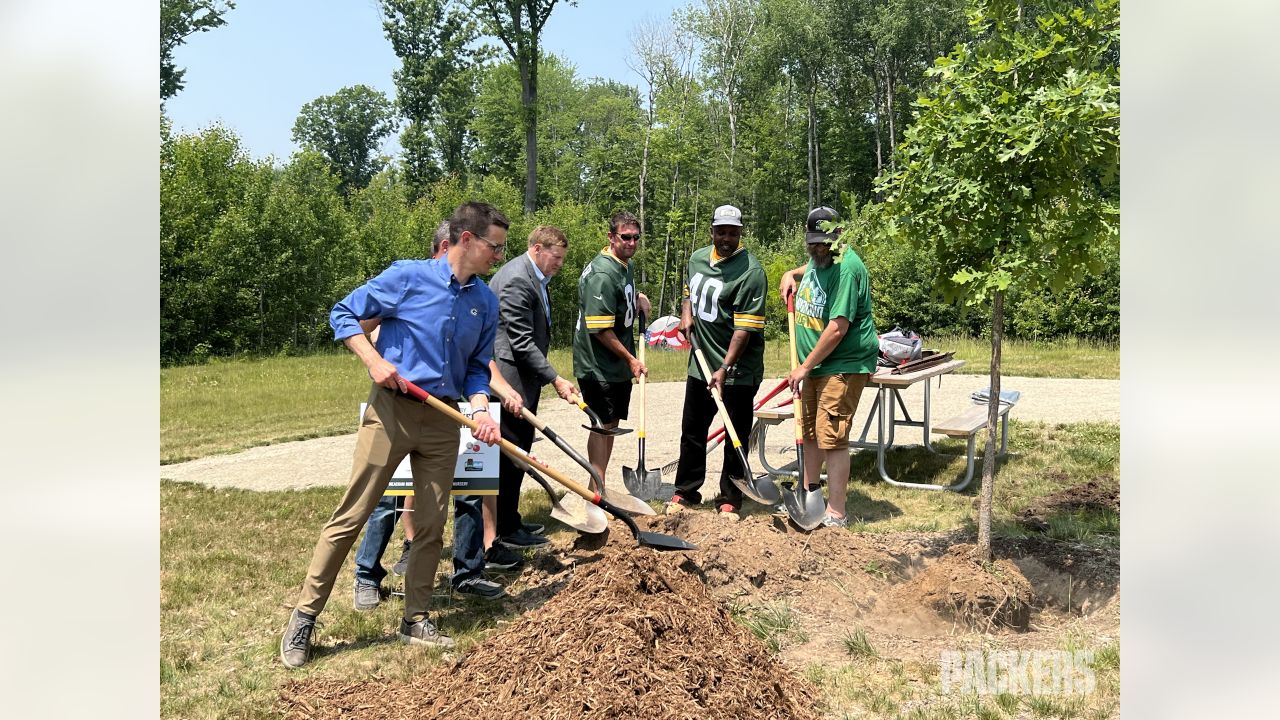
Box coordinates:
[280,201,508,668]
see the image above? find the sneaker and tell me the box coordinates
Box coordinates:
[391,540,411,576]
[353,581,381,611]
[485,544,524,571]
[279,610,318,668]
[454,577,508,600]
[498,527,551,549]
[664,494,690,515]
[717,502,741,521]
[399,616,455,649]
[821,513,849,528]
[522,522,546,536]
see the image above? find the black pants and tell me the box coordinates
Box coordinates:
[673,376,760,507]
[495,391,538,538]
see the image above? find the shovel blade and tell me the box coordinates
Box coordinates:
[637,530,698,551]
[551,495,610,535]
[730,473,783,505]
[600,484,657,516]
[581,424,633,436]
[783,485,827,531]
[622,465,664,501]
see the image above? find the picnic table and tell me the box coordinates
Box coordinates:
[752,359,1014,492]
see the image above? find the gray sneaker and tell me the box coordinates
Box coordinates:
[399,616,455,649]
[454,577,508,600]
[821,513,849,528]
[280,610,318,668]
[391,541,411,576]
[353,581,381,611]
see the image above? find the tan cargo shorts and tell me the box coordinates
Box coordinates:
[800,373,870,450]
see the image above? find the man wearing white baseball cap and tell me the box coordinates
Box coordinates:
[670,204,769,518]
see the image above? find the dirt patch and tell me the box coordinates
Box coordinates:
[1018,475,1119,531]
[887,543,1035,632]
[281,545,822,720]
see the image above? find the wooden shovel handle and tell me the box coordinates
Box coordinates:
[401,380,598,503]
[787,294,805,442]
[689,340,744,450]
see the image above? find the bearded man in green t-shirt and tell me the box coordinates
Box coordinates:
[778,207,879,528]
[669,204,769,516]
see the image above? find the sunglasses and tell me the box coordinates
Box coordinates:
[616,233,640,241]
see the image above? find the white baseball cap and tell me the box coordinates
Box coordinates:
[711,204,743,227]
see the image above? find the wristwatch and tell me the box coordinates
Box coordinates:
[719,363,735,374]
[469,407,490,420]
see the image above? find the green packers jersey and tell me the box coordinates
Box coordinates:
[794,250,879,375]
[683,245,768,385]
[572,248,637,382]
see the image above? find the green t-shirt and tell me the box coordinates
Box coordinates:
[683,245,768,386]
[572,248,637,382]
[794,250,878,375]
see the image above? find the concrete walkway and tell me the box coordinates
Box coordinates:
[160,375,1118,494]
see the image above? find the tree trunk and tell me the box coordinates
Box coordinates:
[521,50,538,214]
[885,58,896,163]
[806,95,815,210]
[976,289,1005,563]
[639,82,652,236]
[813,79,821,207]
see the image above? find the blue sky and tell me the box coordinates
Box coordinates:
[165,0,687,161]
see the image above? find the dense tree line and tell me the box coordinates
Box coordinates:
[160,0,1119,364]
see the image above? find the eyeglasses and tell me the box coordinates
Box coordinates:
[474,234,505,255]
[616,233,640,242]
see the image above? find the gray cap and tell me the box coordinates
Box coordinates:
[805,206,840,243]
[711,204,743,227]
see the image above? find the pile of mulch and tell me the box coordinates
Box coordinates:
[887,543,1035,632]
[280,545,822,720]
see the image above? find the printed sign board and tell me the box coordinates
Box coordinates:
[359,401,500,496]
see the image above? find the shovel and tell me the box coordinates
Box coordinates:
[489,386,655,517]
[401,380,693,551]
[566,390,632,436]
[687,333,782,506]
[622,311,664,500]
[508,454,609,535]
[658,379,791,475]
[781,294,827,531]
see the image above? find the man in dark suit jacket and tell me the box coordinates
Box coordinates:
[488,225,578,547]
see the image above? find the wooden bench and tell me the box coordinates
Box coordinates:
[933,400,1014,456]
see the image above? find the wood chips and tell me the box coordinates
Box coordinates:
[280,545,822,719]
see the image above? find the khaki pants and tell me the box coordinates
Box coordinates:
[800,373,870,450]
[295,385,460,622]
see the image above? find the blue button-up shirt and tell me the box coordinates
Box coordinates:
[330,258,498,400]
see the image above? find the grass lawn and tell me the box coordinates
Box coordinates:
[161,419,1118,720]
[161,336,1116,464]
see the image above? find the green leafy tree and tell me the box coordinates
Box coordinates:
[291,85,399,196]
[381,0,489,198]
[470,0,574,213]
[160,0,236,102]
[878,0,1119,561]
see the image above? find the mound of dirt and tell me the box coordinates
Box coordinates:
[888,543,1035,632]
[280,545,822,720]
[1019,476,1119,531]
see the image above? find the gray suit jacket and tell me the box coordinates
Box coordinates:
[490,253,556,404]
